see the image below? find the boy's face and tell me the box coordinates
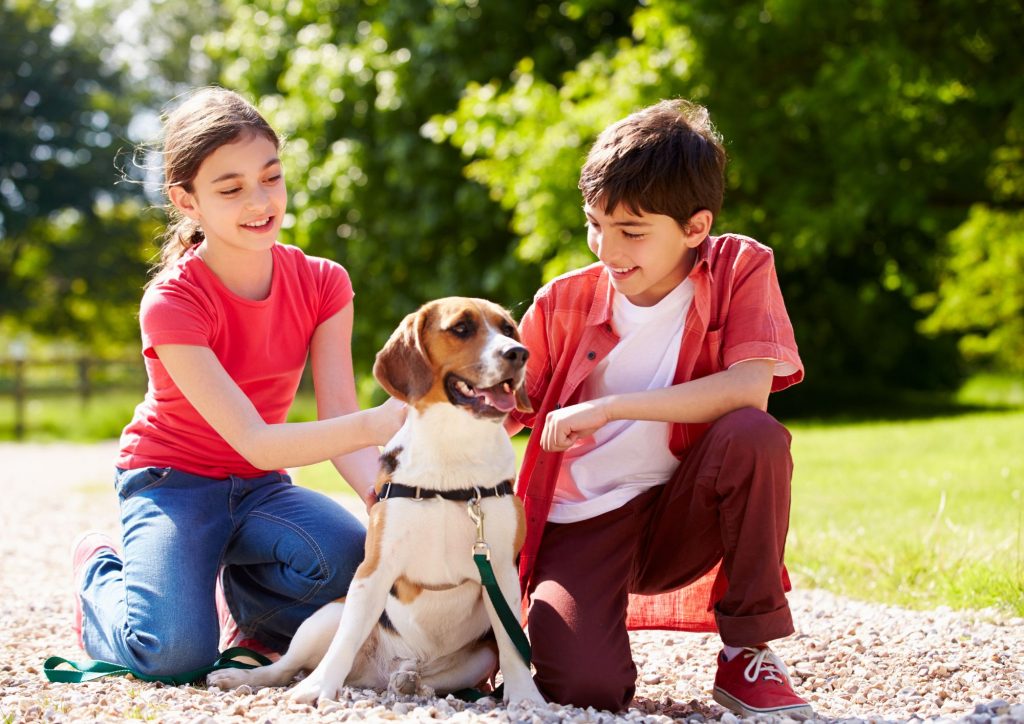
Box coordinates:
[584,202,707,307]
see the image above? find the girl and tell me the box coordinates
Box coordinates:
[71,87,405,677]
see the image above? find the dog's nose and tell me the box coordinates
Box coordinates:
[502,345,529,366]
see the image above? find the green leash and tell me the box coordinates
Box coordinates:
[466,498,532,667]
[43,646,272,685]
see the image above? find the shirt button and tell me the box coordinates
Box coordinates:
[587,351,596,360]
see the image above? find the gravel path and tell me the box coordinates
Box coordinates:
[1,442,1021,723]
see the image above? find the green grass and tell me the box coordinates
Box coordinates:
[0,390,142,441]
[787,411,1024,615]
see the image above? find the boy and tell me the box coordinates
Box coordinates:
[509,99,811,718]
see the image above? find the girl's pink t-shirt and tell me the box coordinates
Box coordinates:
[116,243,353,478]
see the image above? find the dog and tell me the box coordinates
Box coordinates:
[208,297,546,706]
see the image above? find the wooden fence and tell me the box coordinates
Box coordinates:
[0,356,147,440]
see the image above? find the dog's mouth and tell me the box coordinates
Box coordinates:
[445,373,518,418]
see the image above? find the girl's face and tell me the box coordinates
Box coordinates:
[169,132,286,255]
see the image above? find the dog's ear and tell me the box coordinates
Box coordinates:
[374,306,433,402]
[514,383,533,414]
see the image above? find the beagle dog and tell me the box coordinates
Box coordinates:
[208,297,545,706]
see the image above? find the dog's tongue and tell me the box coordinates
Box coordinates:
[477,383,516,412]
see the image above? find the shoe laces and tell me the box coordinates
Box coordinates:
[741,647,791,686]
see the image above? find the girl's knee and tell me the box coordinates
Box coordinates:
[123,628,219,677]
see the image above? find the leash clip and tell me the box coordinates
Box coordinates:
[467,495,490,561]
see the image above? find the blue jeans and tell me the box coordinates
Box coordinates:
[78,466,365,677]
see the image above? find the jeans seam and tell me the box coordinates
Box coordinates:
[243,510,331,630]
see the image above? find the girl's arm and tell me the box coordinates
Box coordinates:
[540,358,774,452]
[153,336,405,473]
[308,302,385,504]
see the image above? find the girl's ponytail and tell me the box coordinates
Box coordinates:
[150,217,204,284]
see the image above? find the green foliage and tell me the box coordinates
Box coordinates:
[440,0,1024,390]
[203,0,633,377]
[919,207,1024,372]
[0,1,154,348]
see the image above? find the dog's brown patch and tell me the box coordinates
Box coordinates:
[392,575,423,603]
[355,503,386,579]
[513,496,527,555]
[375,447,403,495]
[380,447,402,475]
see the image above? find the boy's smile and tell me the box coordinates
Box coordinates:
[584,203,709,307]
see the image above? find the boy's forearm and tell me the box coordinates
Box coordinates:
[604,360,774,424]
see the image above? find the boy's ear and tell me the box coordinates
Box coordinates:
[684,209,713,246]
[168,186,200,221]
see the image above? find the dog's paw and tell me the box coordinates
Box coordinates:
[388,667,421,696]
[289,671,345,706]
[206,669,251,690]
[504,682,547,706]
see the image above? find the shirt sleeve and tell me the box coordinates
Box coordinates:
[720,245,804,391]
[311,258,354,325]
[510,293,552,429]
[139,282,214,359]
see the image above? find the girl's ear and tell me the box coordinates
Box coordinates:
[168,185,200,221]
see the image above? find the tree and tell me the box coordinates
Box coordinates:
[203,0,634,380]
[920,208,1024,373]
[438,0,1024,393]
[0,1,150,348]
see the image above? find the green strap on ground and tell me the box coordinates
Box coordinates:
[43,646,272,685]
[46,559,530,697]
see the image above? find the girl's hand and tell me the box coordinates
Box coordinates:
[363,486,379,513]
[370,397,407,444]
[541,399,612,452]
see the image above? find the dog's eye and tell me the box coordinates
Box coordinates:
[449,322,471,338]
[500,322,515,337]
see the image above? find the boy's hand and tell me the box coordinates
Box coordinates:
[541,400,611,452]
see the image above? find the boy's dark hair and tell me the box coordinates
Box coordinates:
[579,99,726,226]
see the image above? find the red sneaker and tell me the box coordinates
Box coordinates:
[71,532,119,650]
[713,646,814,718]
[215,569,279,663]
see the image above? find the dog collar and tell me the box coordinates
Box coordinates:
[377,479,514,502]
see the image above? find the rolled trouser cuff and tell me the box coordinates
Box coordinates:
[715,602,794,647]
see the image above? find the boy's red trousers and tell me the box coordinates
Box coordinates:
[526,407,795,711]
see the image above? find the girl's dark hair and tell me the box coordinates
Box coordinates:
[579,99,726,227]
[149,87,279,284]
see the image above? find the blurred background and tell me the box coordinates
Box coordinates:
[1,0,1022,613]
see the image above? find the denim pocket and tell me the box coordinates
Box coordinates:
[115,466,173,500]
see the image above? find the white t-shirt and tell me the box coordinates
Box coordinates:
[548,280,694,523]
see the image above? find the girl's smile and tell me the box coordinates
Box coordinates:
[170,132,287,256]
